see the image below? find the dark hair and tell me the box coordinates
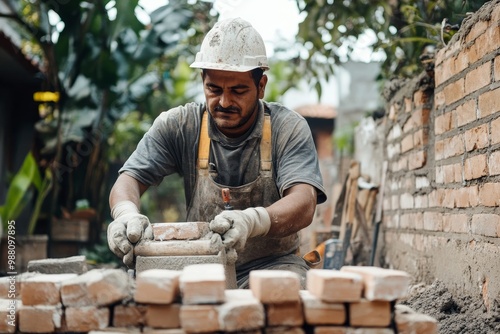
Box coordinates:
[201,68,264,88]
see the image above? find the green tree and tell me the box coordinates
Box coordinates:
[290,0,486,86]
[0,0,216,237]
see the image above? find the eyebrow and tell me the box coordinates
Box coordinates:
[206,82,250,90]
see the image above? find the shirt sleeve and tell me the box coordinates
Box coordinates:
[271,104,327,204]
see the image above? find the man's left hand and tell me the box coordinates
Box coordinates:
[209,207,271,251]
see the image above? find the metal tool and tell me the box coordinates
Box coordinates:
[222,188,233,210]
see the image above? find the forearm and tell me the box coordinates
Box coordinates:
[265,184,317,238]
[109,173,149,212]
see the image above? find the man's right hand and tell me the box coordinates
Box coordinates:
[107,201,153,268]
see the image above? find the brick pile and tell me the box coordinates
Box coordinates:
[0,256,438,334]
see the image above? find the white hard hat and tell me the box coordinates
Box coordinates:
[190,17,269,72]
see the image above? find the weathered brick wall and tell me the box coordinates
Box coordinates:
[381,0,500,310]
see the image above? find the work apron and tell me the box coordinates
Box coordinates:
[186,111,308,288]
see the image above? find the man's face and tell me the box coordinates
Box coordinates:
[202,69,267,138]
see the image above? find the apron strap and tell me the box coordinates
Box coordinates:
[197,112,210,169]
[197,111,272,171]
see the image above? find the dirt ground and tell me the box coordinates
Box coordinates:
[398,280,500,334]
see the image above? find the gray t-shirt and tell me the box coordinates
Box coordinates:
[120,101,327,207]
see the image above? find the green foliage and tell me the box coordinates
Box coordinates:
[0,152,52,234]
[293,0,487,82]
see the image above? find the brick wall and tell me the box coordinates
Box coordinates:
[380,1,500,310]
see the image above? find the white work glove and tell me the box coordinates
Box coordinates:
[107,201,153,268]
[209,207,271,252]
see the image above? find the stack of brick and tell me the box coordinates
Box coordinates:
[0,257,438,334]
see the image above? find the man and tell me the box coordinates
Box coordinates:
[107,17,327,288]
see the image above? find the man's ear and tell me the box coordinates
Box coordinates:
[258,74,268,99]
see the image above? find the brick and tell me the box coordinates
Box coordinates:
[65,306,109,332]
[443,214,469,233]
[89,329,142,334]
[465,124,489,151]
[349,299,392,327]
[265,327,305,334]
[489,150,500,175]
[346,329,395,334]
[443,78,465,105]
[113,304,147,327]
[314,327,349,334]
[135,269,181,304]
[455,99,476,127]
[464,154,488,180]
[142,329,185,334]
[471,214,500,237]
[250,270,301,304]
[409,150,426,170]
[340,266,411,301]
[21,273,77,306]
[0,275,19,300]
[299,290,345,325]
[465,62,491,94]
[495,55,500,82]
[479,183,500,206]
[61,269,131,307]
[266,301,303,327]
[401,134,413,153]
[465,19,489,44]
[18,305,63,333]
[218,289,265,332]
[27,255,88,274]
[435,112,452,135]
[395,304,438,334]
[479,87,500,118]
[179,264,225,305]
[307,269,362,303]
[490,117,500,145]
[153,222,209,241]
[145,304,181,329]
[179,304,219,332]
[423,212,443,231]
[0,299,20,333]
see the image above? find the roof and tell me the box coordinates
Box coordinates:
[295,104,337,119]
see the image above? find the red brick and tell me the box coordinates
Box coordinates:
[435,55,453,85]
[266,327,305,334]
[153,222,209,241]
[401,134,413,153]
[145,304,181,329]
[113,304,146,327]
[464,154,488,180]
[434,90,446,109]
[219,289,265,332]
[299,290,345,326]
[179,264,226,305]
[465,19,489,44]
[307,269,363,303]
[18,305,63,333]
[489,150,500,175]
[61,269,131,307]
[409,150,426,170]
[21,273,77,306]
[340,266,411,301]
[479,183,500,206]
[349,299,392,327]
[490,118,500,145]
[395,304,438,334]
[455,99,477,127]
[413,129,428,148]
[435,112,452,135]
[443,214,469,233]
[179,304,220,332]
[423,212,443,231]
[444,134,465,159]
[479,87,500,118]
[465,124,489,151]
[250,270,300,304]
[134,269,181,304]
[65,306,109,332]
[313,327,350,334]
[266,301,303,327]
[465,62,491,94]
[443,78,465,105]
[495,55,500,82]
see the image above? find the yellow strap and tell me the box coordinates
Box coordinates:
[260,114,272,171]
[198,112,210,169]
[197,112,272,170]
